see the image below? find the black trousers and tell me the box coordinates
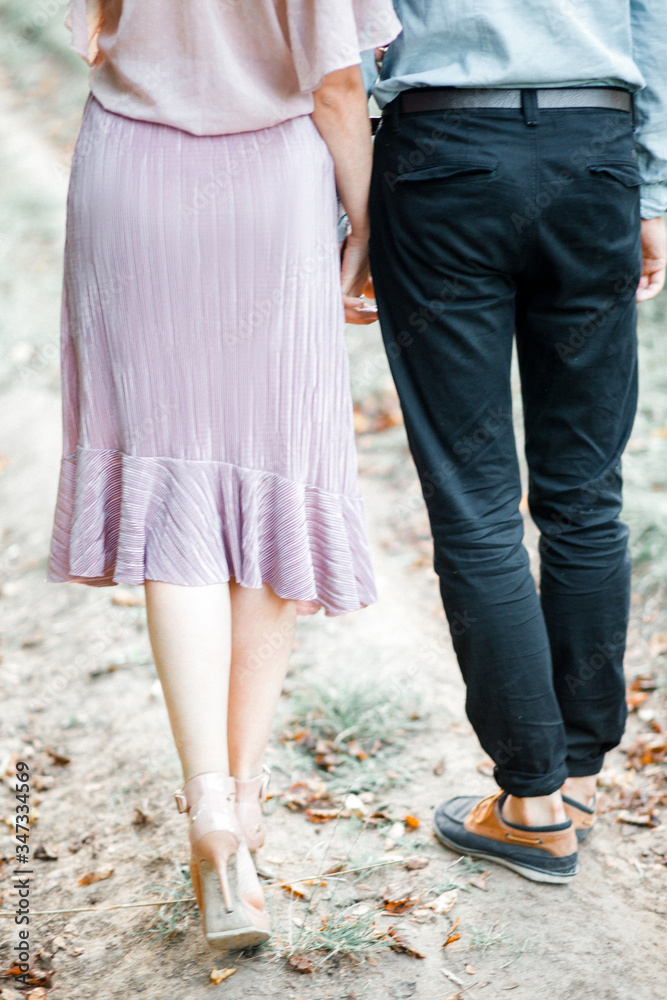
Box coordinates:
[369,101,642,797]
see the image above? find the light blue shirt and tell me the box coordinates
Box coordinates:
[364,1,667,217]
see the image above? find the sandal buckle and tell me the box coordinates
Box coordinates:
[174,789,189,814]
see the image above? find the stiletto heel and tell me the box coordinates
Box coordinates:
[174,772,270,950]
[233,765,271,852]
[216,860,234,912]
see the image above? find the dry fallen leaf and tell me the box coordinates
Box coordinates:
[210,967,236,984]
[46,748,71,766]
[21,631,45,649]
[476,759,495,778]
[77,868,114,886]
[34,844,58,861]
[616,810,659,828]
[630,673,658,692]
[465,964,477,975]
[346,740,368,760]
[32,775,54,792]
[387,926,426,959]
[0,965,52,988]
[132,806,153,826]
[384,893,420,915]
[428,889,458,914]
[404,815,420,830]
[353,407,371,434]
[648,634,667,659]
[624,733,667,770]
[323,862,346,876]
[279,881,310,899]
[288,953,315,973]
[111,588,145,607]
[626,690,649,711]
[469,876,490,891]
[26,990,48,1000]
[443,933,461,948]
[404,856,429,871]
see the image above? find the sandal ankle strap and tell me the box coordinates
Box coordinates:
[174,772,237,814]
[234,765,271,802]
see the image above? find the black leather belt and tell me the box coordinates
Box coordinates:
[384,86,633,115]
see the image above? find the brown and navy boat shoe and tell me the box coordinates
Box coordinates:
[433,791,578,884]
[562,794,597,842]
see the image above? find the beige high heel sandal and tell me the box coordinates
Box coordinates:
[174,772,270,950]
[233,765,271,852]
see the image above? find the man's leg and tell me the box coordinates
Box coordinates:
[514,108,642,811]
[370,107,585,882]
[370,109,570,800]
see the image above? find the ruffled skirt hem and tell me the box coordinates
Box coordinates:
[46,448,377,617]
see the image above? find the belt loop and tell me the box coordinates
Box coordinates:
[521,88,539,127]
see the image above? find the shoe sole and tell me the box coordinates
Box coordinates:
[433,827,578,884]
[200,858,271,951]
[206,927,271,950]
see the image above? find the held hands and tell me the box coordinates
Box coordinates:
[637,217,667,301]
[340,231,378,325]
[340,216,667,318]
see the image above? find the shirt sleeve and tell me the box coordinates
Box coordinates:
[64,0,104,65]
[360,48,379,96]
[286,0,402,95]
[630,0,667,217]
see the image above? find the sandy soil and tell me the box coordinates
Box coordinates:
[1,61,667,1000]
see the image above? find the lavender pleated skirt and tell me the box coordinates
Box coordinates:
[47,92,376,616]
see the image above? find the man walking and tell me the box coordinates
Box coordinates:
[368,2,667,882]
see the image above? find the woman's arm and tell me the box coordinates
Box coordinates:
[311,65,378,325]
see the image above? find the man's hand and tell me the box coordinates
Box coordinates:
[637,217,667,301]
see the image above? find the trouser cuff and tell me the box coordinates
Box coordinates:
[566,755,605,778]
[494,761,569,799]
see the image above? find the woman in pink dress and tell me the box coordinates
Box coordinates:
[50,0,401,951]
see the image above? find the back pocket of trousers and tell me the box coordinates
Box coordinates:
[586,159,642,187]
[394,159,499,183]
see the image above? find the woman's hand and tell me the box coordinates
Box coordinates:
[341,232,378,324]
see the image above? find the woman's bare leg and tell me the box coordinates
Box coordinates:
[144,580,232,781]
[227,581,297,779]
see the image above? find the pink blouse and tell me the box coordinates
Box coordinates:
[64,0,402,136]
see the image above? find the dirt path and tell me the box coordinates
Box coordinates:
[1,70,667,1000]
